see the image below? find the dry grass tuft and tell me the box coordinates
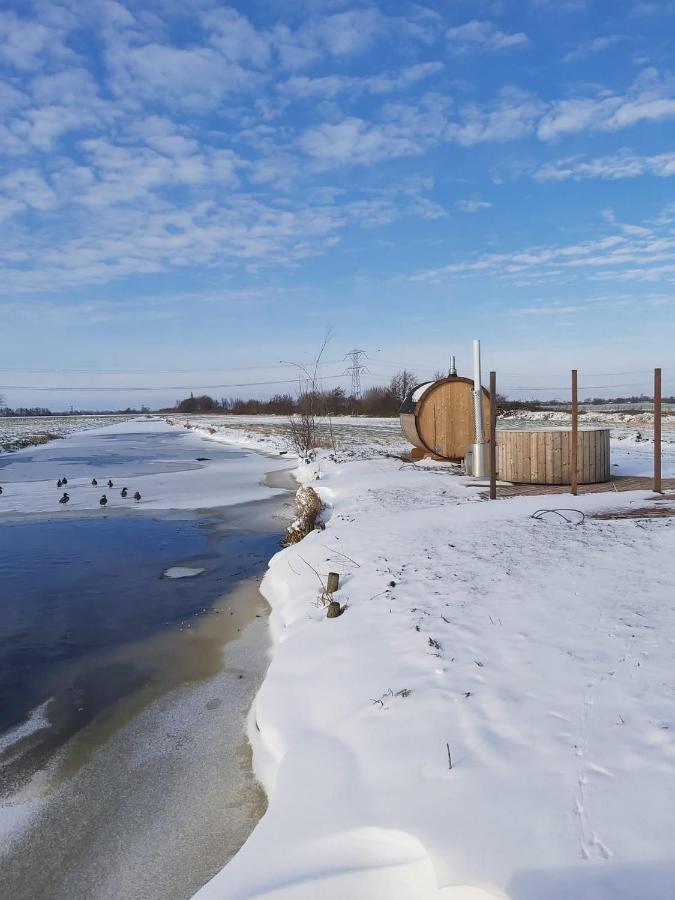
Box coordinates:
[283,485,322,545]
[593,505,675,520]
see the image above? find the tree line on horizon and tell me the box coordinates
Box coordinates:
[172,374,671,418]
[172,371,420,417]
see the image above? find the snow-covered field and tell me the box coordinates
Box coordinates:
[0,414,133,452]
[179,408,675,457]
[184,416,675,900]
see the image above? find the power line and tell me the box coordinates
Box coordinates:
[498,370,653,379]
[0,374,351,393]
[499,381,668,392]
[0,365,294,375]
[0,360,349,375]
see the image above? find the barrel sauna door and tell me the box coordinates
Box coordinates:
[416,378,490,460]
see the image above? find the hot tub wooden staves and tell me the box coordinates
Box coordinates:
[496,429,611,485]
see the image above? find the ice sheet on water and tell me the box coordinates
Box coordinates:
[163,566,205,579]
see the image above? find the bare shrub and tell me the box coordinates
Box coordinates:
[288,408,318,459]
[286,331,332,458]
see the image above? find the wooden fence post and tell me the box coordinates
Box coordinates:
[571,369,578,496]
[654,367,662,493]
[489,371,497,500]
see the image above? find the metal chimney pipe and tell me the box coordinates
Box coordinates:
[473,340,483,443]
[449,355,457,377]
[470,339,488,477]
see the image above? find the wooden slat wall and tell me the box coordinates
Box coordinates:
[561,432,570,485]
[497,430,610,484]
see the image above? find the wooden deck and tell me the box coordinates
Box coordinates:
[482,476,675,499]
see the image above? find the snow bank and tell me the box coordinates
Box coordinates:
[189,418,675,900]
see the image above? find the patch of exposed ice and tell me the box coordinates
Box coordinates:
[163,566,205,579]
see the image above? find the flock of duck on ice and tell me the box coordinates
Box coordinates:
[0,476,141,506]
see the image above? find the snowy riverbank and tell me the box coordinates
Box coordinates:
[0,419,295,900]
[187,417,675,900]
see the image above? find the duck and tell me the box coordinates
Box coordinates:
[107,479,114,489]
[59,492,70,504]
[133,491,141,502]
[91,478,98,487]
[99,494,108,507]
[62,477,68,485]
[120,487,128,498]
[0,485,3,495]
[57,479,63,488]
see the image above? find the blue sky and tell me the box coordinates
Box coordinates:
[1,0,674,409]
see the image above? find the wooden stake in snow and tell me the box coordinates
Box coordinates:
[489,370,497,500]
[327,572,340,593]
[654,367,662,494]
[326,601,342,619]
[446,742,452,770]
[570,369,578,497]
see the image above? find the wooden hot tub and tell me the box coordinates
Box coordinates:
[496,429,610,485]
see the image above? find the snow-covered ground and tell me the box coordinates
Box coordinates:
[0,414,132,452]
[179,408,675,455]
[185,416,675,900]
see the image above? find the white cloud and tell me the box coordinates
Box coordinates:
[0,167,57,218]
[0,194,348,294]
[280,62,444,100]
[104,39,258,111]
[201,6,270,67]
[272,7,440,70]
[538,68,675,140]
[456,198,492,212]
[410,212,675,286]
[29,66,101,105]
[299,117,425,167]
[346,183,446,227]
[70,130,242,209]
[0,80,28,114]
[534,150,675,181]
[272,9,383,70]
[12,104,100,151]
[530,0,587,9]
[446,89,544,145]
[445,20,529,54]
[1,0,673,309]
[0,10,75,70]
[562,35,621,62]
[631,2,675,15]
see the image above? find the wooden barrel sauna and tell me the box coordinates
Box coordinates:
[496,429,610,485]
[400,377,490,461]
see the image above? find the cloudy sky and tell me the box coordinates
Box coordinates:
[1,0,674,408]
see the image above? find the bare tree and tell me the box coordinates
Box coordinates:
[286,330,332,458]
[389,369,418,405]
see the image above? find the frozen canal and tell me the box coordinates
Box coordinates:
[0,419,293,900]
